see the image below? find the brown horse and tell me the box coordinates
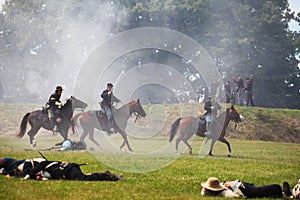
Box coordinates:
[16,96,87,147]
[169,105,244,157]
[71,99,146,151]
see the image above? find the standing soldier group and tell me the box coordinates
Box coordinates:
[222,74,254,107]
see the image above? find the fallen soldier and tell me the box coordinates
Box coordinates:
[2,156,123,181]
[201,177,284,198]
[54,139,86,151]
[24,160,123,181]
[25,161,124,181]
[24,140,87,151]
[0,158,25,176]
[14,158,46,177]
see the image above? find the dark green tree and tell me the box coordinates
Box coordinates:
[0,0,299,108]
[117,0,300,108]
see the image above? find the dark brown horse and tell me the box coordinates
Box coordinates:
[169,105,244,157]
[16,96,87,147]
[71,99,146,151]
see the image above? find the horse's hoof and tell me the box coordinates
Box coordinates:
[228,154,231,157]
[208,153,214,156]
[89,147,95,151]
[189,151,192,155]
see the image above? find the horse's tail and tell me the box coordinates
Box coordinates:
[16,113,30,138]
[169,117,182,142]
[70,113,81,135]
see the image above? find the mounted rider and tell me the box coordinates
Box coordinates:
[47,86,63,131]
[100,83,121,134]
[203,96,213,115]
[203,96,223,129]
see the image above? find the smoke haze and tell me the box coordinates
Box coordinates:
[1,1,125,103]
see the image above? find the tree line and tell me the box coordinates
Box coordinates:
[0,0,299,108]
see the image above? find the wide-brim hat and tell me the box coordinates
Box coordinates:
[201,177,227,191]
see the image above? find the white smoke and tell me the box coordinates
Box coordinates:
[5,1,127,103]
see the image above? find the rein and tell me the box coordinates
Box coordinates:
[234,122,238,130]
[74,108,85,112]
[132,112,141,123]
[231,116,241,131]
[58,99,86,126]
[128,101,142,124]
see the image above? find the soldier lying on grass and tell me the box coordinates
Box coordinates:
[1,157,123,181]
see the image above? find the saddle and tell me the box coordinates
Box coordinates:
[198,115,207,132]
[36,110,49,121]
[96,110,106,118]
[96,110,116,134]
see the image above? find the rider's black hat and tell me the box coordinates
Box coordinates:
[56,86,63,91]
[107,83,113,87]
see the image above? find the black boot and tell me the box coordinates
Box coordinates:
[283,181,292,197]
[105,119,113,135]
[51,118,59,133]
[109,119,117,133]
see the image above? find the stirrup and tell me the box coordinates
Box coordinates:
[52,125,59,133]
[105,123,113,134]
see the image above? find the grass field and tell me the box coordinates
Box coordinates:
[0,134,299,200]
[0,103,299,199]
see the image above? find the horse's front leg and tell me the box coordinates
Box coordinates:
[119,130,132,151]
[120,140,125,150]
[183,136,192,155]
[59,128,68,141]
[27,127,40,148]
[88,129,100,147]
[208,138,217,156]
[80,130,89,144]
[219,137,231,157]
[175,135,184,155]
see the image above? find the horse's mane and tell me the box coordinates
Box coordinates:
[61,98,72,110]
[129,99,138,105]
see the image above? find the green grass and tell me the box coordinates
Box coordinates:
[0,103,300,199]
[0,135,299,200]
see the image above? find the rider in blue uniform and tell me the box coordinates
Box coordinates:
[100,83,121,134]
[203,96,213,128]
[47,86,63,131]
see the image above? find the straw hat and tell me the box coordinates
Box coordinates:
[201,177,227,191]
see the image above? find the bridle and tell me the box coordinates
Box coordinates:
[58,98,87,125]
[129,101,143,124]
[132,112,142,123]
[229,111,242,130]
[74,108,85,112]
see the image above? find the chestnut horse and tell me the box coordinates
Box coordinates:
[169,105,244,156]
[16,96,87,147]
[71,99,146,151]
